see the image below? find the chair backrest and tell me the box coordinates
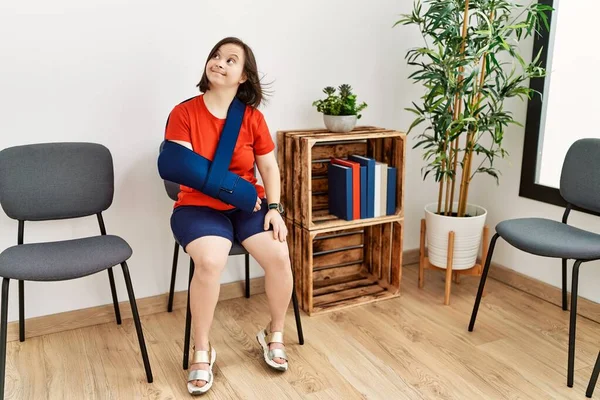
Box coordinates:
[0,142,114,221]
[159,141,180,201]
[560,138,600,214]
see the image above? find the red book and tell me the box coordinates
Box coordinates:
[330,158,361,219]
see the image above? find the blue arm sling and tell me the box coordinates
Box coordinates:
[157,97,258,212]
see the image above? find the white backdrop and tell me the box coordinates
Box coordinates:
[0,0,440,321]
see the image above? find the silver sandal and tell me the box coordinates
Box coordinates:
[256,325,288,371]
[187,344,217,395]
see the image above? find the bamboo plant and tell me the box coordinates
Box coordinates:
[396,0,552,217]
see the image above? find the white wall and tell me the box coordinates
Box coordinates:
[0,0,438,321]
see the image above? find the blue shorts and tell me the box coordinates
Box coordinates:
[170,198,273,251]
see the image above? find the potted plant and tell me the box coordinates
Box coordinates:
[397,0,551,269]
[313,84,368,132]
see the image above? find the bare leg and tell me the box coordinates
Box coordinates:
[242,231,293,364]
[186,236,231,387]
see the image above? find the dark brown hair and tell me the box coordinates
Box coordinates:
[196,37,268,108]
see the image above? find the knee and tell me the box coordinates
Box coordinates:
[268,245,291,271]
[192,254,227,281]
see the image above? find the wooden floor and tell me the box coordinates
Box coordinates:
[5,264,600,399]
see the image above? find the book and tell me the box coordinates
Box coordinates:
[348,155,375,218]
[360,165,367,219]
[374,162,382,217]
[376,162,388,217]
[387,166,397,215]
[327,163,353,220]
[330,158,361,220]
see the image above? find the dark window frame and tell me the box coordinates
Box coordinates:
[518,0,569,208]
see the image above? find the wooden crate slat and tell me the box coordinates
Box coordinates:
[381,222,393,285]
[312,210,337,222]
[370,224,382,278]
[311,193,329,211]
[313,284,384,307]
[289,135,300,222]
[364,226,372,275]
[308,131,404,144]
[313,247,364,270]
[313,232,363,253]
[313,272,367,290]
[304,230,315,311]
[311,142,367,160]
[312,278,376,296]
[312,162,329,176]
[311,291,397,315]
[395,137,406,217]
[312,263,364,282]
[391,220,403,290]
[312,176,328,193]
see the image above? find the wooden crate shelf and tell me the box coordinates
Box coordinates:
[277,127,406,231]
[286,217,403,316]
[279,126,405,316]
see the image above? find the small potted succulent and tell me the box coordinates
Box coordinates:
[312,84,368,132]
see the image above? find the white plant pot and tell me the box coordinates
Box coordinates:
[323,115,357,133]
[424,202,487,270]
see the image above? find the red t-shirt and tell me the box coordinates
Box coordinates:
[164,95,275,210]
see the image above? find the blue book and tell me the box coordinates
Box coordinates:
[348,155,375,218]
[328,164,353,220]
[387,167,397,215]
[360,166,367,219]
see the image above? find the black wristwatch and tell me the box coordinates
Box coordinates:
[268,202,285,215]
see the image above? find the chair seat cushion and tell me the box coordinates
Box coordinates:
[0,235,132,281]
[496,218,600,260]
[229,240,247,256]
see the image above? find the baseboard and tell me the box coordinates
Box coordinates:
[9,248,597,342]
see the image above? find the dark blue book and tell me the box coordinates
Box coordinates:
[387,166,397,215]
[348,155,375,218]
[360,166,367,219]
[328,164,353,221]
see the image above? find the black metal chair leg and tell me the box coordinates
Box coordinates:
[107,268,121,325]
[562,258,568,311]
[568,260,583,388]
[291,286,304,345]
[245,254,250,298]
[168,241,180,312]
[18,280,24,342]
[587,351,600,398]
[120,262,153,383]
[468,233,500,332]
[0,278,10,400]
[183,259,195,370]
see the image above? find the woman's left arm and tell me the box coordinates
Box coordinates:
[255,150,287,242]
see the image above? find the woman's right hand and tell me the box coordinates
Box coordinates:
[254,197,262,212]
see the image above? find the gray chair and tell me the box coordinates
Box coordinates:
[469,138,600,389]
[0,143,153,398]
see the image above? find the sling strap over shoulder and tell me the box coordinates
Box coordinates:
[202,97,246,199]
